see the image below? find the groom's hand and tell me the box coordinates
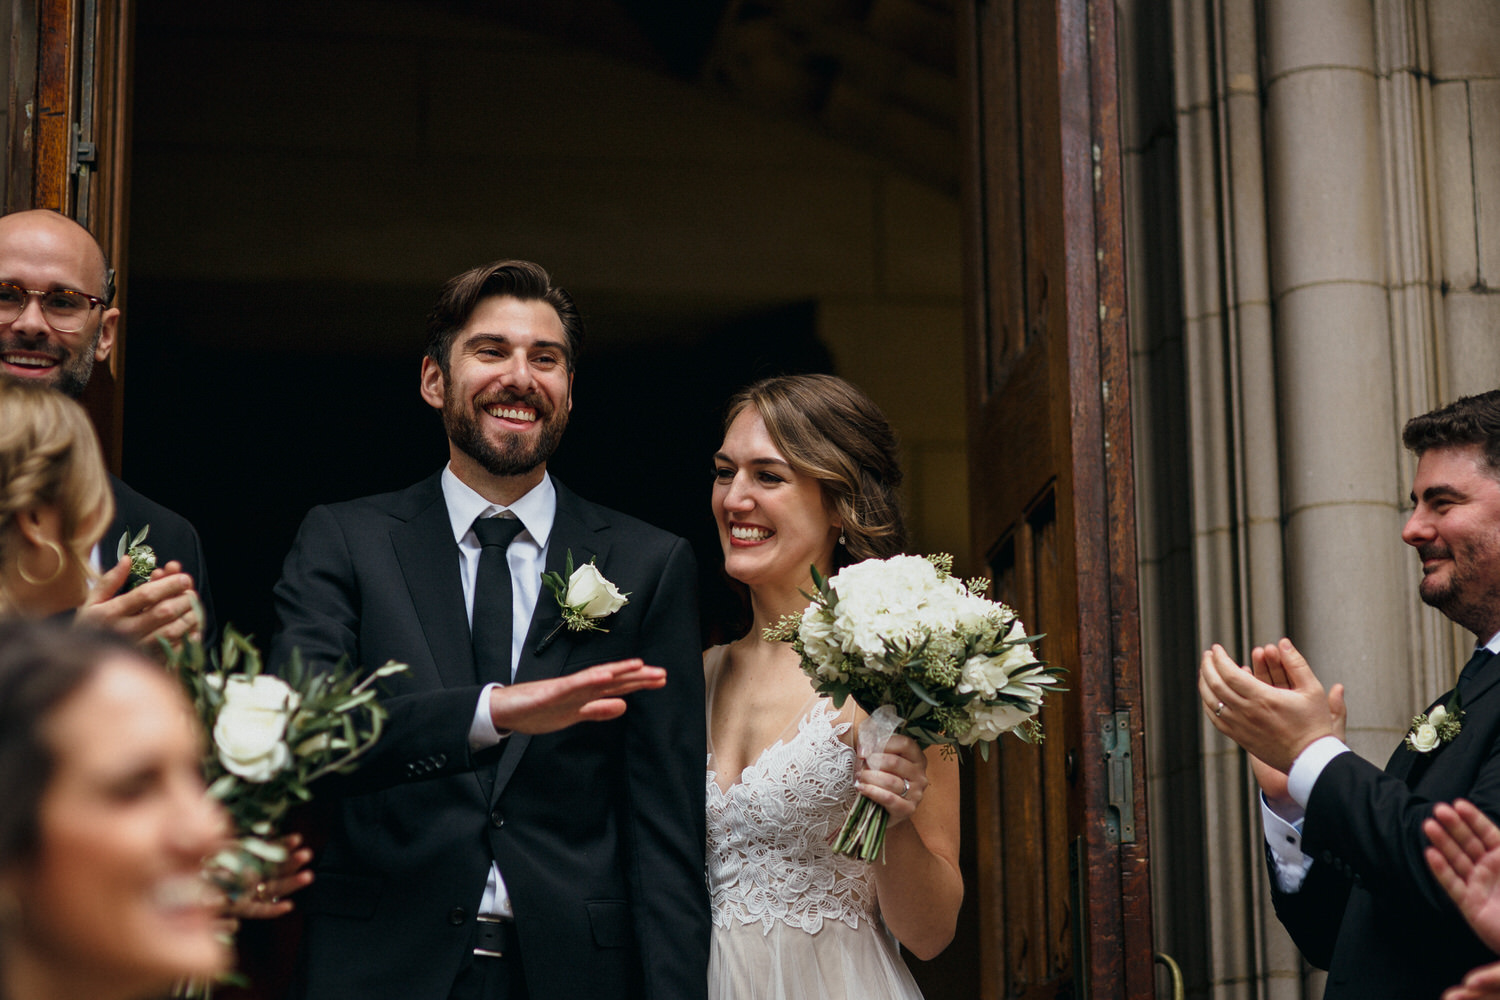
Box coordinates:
[1199,638,1340,774]
[489,658,667,734]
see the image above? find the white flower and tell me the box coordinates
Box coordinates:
[213,675,299,783]
[1409,722,1441,753]
[1430,705,1448,727]
[563,562,628,618]
[959,701,1038,745]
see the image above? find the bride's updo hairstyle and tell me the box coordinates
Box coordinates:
[0,381,113,609]
[725,374,906,569]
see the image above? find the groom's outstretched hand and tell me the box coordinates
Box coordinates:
[489,659,667,734]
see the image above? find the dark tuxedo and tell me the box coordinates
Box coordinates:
[1270,662,1500,998]
[104,474,217,644]
[270,473,708,1000]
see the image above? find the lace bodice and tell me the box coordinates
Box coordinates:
[706,650,878,935]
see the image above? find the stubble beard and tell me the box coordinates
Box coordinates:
[1418,536,1500,638]
[443,384,569,478]
[0,327,100,399]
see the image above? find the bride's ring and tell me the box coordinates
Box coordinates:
[900,779,910,799]
[1215,701,1224,717]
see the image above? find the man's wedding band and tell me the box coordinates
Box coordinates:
[900,779,911,798]
[1214,701,1224,717]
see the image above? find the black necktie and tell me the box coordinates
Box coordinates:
[471,515,526,686]
[1458,647,1497,698]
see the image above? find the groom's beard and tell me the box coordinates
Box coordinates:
[443,385,569,478]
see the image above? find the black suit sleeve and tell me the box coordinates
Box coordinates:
[270,504,481,794]
[621,535,710,1000]
[1268,847,1353,969]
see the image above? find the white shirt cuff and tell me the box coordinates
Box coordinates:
[1287,735,1351,809]
[1261,792,1313,892]
[468,684,511,750]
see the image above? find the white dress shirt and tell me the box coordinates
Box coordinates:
[440,466,557,917]
[1263,630,1500,891]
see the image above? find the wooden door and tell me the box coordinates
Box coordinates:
[957,1,1152,997]
[4,0,134,465]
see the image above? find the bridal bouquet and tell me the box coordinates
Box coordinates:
[164,626,408,892]
[765,554,1062,860]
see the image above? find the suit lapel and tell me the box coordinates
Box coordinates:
[490,485,610,805]
[391,487,475,691]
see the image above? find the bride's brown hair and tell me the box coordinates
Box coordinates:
[725,374,906,569]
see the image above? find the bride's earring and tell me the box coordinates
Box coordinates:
[838,532,847,547]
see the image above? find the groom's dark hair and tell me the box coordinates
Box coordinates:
[1402,388,1500,476]
[424,259,584,374]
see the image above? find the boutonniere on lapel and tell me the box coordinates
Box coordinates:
[1405,691,1464,754]
[116,525,156,589]
[536,551,630,652]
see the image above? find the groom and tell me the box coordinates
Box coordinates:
[271,260,708,1000]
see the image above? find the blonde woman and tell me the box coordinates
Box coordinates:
[0,380,195,645]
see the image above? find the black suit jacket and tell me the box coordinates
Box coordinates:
[270,473,708,1000]
[104,475,217,645]
[1270,665,1500,998]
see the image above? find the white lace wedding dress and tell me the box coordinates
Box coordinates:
[705,646,926,1000]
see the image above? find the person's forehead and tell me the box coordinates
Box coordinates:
[0,216,103,289]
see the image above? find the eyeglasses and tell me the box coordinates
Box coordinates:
[0,281,106,333]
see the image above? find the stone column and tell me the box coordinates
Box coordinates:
[1263,0,1413,802]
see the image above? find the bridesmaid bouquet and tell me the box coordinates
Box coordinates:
[164,626,408,893]
[765,554,1061,860]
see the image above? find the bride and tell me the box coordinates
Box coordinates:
[706,374,964,999]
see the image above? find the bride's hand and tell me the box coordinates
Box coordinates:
[856,734,929,826]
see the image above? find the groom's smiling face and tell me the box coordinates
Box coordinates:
[420,294,574,488]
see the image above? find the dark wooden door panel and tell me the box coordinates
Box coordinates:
[959,1,1151,996]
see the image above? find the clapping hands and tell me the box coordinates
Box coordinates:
[77,555,201,652]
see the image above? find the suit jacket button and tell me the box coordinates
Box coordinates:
[449,907,466,925]
[490,808,504,829]
[435,753,447,766]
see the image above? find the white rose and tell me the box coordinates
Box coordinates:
[1409,722,1441,753]
[1429,705,1448,727]
[213,675,298,783]
[959,701,1038,745]
[565,562,628,618]
[957,653,1005,698]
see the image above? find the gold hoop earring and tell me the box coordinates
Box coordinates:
[17,538,66,586]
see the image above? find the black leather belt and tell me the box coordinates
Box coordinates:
[473,915,515,959]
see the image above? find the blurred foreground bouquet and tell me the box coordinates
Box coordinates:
[165,627,407,890]
[766,554,1062,860]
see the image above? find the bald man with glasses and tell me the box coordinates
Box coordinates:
[0,209,210,649]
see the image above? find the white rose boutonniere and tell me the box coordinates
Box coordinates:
[116,525,157,588]
[1405,693,1464,754]
[212,674,300,782]
[538,551,630,652]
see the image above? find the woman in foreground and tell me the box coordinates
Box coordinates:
[705,374,963,1000]
[0,620,230,1000]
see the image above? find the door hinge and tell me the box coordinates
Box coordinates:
[1102,710,1136,844]
[70,124,96,174]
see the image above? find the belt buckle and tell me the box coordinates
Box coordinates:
[473,915,510,958]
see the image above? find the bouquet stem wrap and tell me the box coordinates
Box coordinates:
[832,705,904,860]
